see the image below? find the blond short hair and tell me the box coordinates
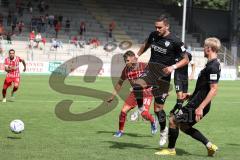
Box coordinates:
[204,37,221,53]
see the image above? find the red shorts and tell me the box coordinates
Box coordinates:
[124,88,153,111]
[3,77,20,89]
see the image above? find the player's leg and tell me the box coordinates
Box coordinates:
[11,77,20,98]
[152,77,170,146]
[2,77,12,102]
[140,95,157,134]
[155,115,178,155]
[114,93,135,137]
[132,78,148,111]
[171,81,185,114]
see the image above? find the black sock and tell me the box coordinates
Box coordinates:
[168,128,179,149]
[155,110,166,131]
[133,84,143,109]
[170,99,184,114]
[183,127,209,145]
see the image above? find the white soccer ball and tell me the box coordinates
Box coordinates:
[130,111,139,121]
[10,120,24,134]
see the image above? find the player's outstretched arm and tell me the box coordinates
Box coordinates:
[195,83,218,122]
[163,52,189,75]
[136,41,150,58]
[107,79,124,103]
[21,59,26,72]
[189,61,196,80]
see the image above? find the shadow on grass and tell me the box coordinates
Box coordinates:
[226,143,240,146]
[7,136,22,139]
[104,140,155,150]
[97,130,152,138]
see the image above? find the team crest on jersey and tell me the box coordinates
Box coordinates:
[165,41,170,47]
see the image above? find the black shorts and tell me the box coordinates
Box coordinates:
[174,79,188,93]
[175,90,211,126]
[140,63,171,105]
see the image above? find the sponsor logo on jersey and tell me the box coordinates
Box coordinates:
[151,44,167,54]
[165,41,170,47]
[181,46,186,52]
[210,74,217,80]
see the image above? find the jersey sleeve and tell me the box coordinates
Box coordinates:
[174,38,186,57]
[4,58,8,67]
[208,63,221,84]
[147,32,156,44]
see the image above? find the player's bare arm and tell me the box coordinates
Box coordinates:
[107,79,124,103]
[136,41,150,57]
[163,52,189,75]
[195,83,218,122]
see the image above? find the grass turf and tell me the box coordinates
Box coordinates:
[0,75,239,160]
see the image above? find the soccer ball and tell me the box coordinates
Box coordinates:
[10,120,24,134]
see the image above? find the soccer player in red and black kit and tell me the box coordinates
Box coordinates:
[155,37,221,156]
[2,49,26,102]
[133,15,189,146]
[107,51,157,137]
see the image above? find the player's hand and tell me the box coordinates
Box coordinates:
[106,96,114,103]
[195,107,203,122]
[162,66,174,75]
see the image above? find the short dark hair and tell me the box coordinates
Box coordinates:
[123,50,135,62]
[156,14,169,25]
[9,49,15,54]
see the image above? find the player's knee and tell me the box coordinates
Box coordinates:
[121,105,131,113]
[155,110,166,122]
[179,124,191,134]
[169,116,177,128]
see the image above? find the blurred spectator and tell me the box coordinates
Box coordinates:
[0,23,4,36]
[27,1,33,14]
[71,36,78,47]
[58,15,63,24]
[55,21,61,38]
[35,32,42,48]
[6,32,12,44]
[40,16,46,32]
[29,31,35,48]
[48,14,54,27]
[38,0,45,13]
[109,21,115,38]
[90,37,100,48]
[18,3,24,17]
[50,38,63,50]
[11,14,18,33]
[65,19,70,33]
[0,13,3,24]
[17,20,24,34]
[7,12,11,26]
[80,21,86,36]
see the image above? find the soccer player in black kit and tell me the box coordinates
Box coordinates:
[170,51,195,115]
[155,37,221,156]
[133,15,189,146]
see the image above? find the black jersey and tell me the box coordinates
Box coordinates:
[174,52,192,81]
[147,31,186,66]
[192,58,221,97]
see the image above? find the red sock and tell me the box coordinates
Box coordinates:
[12,87,18,95]
[2,89,7,98]
[141,111,155,123]
[119,111,127,131]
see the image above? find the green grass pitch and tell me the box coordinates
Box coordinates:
[0,75,239,160]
